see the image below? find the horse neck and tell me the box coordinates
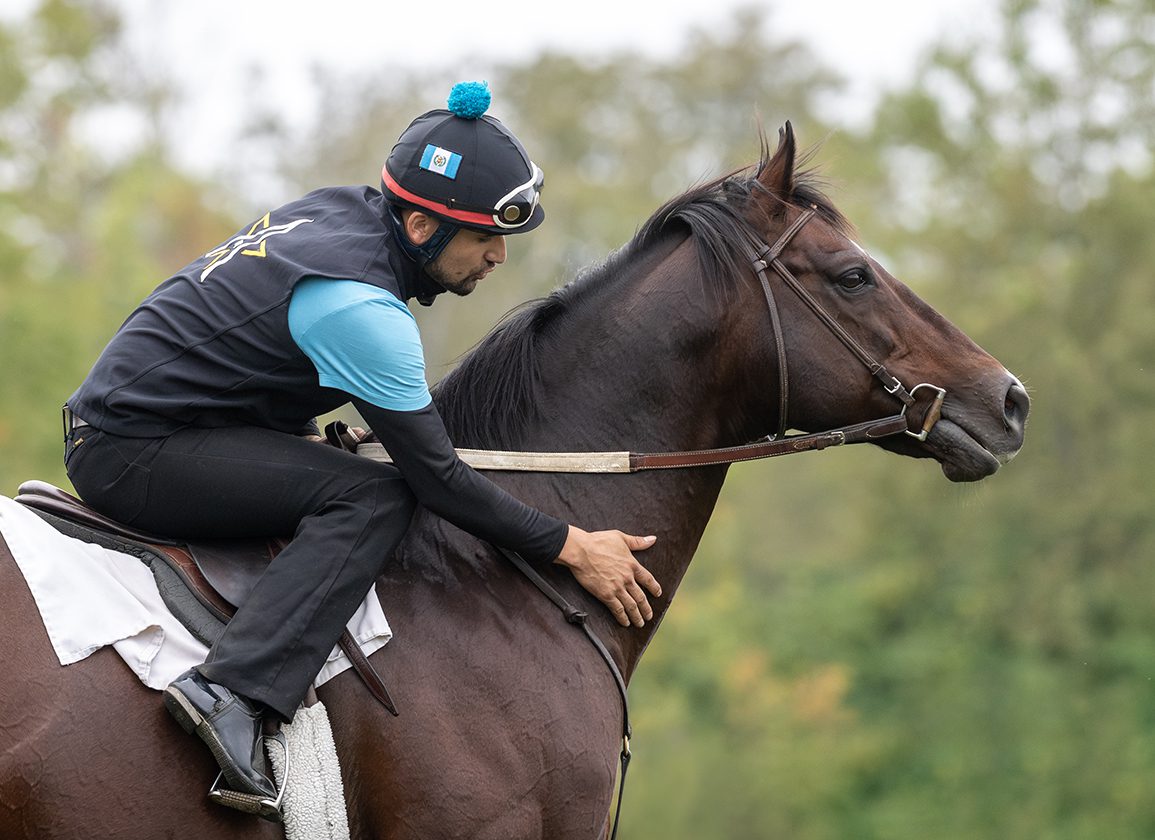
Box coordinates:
[530,237,766,451]
[492,236,773,678]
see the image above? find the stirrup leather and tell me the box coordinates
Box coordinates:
[206,731,289,823]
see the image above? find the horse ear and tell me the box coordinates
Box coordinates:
[760,120,796,201]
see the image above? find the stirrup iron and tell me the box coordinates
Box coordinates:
[206,731,288,823]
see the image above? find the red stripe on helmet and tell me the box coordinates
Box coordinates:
[381,167,494,228]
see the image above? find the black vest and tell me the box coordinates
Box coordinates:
[70,187,443,437]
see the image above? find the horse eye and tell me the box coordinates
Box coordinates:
[836,269,870,291]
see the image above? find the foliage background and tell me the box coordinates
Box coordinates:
[2,1,1154,837]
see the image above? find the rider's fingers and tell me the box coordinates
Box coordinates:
[607,598,632,628]
[621,533,658,552]
[634,564,662,598]
[620,595,644,628]
[627,581,653,621]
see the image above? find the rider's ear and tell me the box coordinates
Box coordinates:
[403,209,438,246]
[759,121,796,208]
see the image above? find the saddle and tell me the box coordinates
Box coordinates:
[13,479,397,715]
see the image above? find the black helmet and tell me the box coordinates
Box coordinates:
[381,82,544,235]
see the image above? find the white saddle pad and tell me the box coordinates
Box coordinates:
[0,494,392,689]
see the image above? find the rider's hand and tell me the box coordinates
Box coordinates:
[305,425,368,447]
[554,526,661,628]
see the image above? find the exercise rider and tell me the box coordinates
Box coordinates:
[63,82,661,812]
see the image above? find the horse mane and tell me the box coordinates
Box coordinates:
[433,132,851,449]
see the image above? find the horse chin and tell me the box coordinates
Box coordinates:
[922,417,1004,483]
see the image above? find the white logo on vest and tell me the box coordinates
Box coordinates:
[200,213,314,282]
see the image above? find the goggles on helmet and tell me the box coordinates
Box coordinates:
[491,163,544,230]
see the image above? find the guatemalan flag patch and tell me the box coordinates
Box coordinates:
[420,144,462,179]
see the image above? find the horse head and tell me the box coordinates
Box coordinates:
[719,122,1030,482]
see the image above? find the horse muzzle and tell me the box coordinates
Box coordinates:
[921,371,1030,482]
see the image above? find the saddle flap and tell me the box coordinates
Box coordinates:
[15,481,400,715]
[187,537,287,608]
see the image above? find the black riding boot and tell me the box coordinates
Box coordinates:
[163,667,277,800]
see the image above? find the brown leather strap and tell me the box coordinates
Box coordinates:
[338,629,399,717]
[756,215,918,409]
[495,545,631,840]
[629,414,909,471]
[752,212,814,440]
[755,208,816,438]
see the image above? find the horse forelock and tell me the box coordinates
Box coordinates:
[433,141,851,449]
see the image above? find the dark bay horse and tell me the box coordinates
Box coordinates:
[0,125,1028,839]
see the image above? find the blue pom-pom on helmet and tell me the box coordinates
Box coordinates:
[446,81,492,120]
[382,82,544,238]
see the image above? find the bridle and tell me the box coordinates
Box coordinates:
[749,206,946,448]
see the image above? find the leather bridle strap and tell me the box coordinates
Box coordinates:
[752,207,814,439]
[749,207,946,444]
[357,413,907,473]
[628,414,908,470]
[755,208,919,407]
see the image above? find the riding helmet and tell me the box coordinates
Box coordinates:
[382,81,545,235]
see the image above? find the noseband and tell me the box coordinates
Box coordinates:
[751,207,946,445]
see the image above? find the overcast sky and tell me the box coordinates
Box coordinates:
[91,1,998,172]
[118,0,996,80]
[0,0,1005,179]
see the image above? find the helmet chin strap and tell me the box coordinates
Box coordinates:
[387,203,460,269]
[386,204,462,306]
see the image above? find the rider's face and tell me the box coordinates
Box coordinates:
[423,228,507,297]
[403,209,507,297]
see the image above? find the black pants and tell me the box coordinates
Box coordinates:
[65,424,416,721]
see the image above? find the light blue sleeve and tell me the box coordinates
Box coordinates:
[288,277,432,411]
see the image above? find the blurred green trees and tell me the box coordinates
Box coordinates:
[3,1,1154,837]
[0,0,239,487]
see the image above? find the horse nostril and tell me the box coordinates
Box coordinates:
[1004,380,1030,430]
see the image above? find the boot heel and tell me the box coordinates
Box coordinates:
[164,686,202,735]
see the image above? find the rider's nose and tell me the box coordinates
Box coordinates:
[488,236,507,266]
